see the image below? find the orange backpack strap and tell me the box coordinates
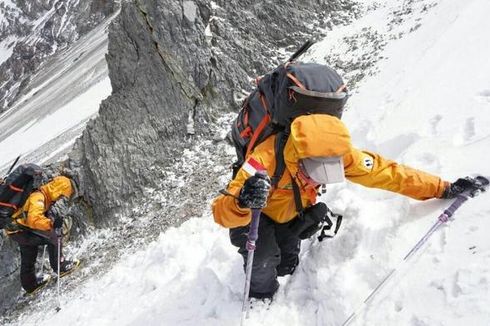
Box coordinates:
[245,114,271,158]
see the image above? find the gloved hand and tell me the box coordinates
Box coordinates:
[238,172,271,209]
[53,216,63,230]
[442,176,488,199]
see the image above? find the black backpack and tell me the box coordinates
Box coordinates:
[0,163,43,229]
[230,41,349,190]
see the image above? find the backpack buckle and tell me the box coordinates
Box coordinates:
[318,209,343,242]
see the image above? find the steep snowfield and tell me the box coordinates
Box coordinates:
[4,0,490,325]
[0,17,112,171]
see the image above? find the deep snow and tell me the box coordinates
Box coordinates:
[2,0,490,325]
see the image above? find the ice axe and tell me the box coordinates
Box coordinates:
[1,155,21,180]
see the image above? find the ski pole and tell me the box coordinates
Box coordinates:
[342,178,488,326]
[56,228,62,312]
[240,208,262,326]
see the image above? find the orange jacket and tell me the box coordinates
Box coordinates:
[212,115,448,228]
[10,176,73,232]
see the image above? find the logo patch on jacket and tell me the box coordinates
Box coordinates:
[281,183,293,190]
[242,157,266,176]
[363,156,374,170]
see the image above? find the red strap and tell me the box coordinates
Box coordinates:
[244,109,249,126]
[259,93,269,112]
[9,184,23,192]
[246,114,270,158]
[0,202,17,210]
[336,84,347,93]
[240,126,252,138]
[287,72,306,90]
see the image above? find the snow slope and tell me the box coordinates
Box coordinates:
[4,0,490,325]
[0,16,113,171]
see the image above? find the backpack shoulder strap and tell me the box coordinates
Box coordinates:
[271,131,288,187]
[271,130,304,215]
[291,174,304,216]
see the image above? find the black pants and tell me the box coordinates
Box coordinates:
[10,231,62,292]
[230,214,300,298]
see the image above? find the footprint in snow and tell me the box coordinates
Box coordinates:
[476,89,490,104]
[469,225,478,232]
[452,272,463,298]
[430,114,443,136]
[463,117,476,142]
[452,116,487,145]
[394,300,403,312]
[436,229,447,253]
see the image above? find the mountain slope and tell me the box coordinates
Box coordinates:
[0,0,116,112]
[3,0,490,325]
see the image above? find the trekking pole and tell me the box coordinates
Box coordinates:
[342,177,489,326]
[55,228,62,312]
[240,208,262,326]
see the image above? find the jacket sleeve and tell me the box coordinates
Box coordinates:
[25,193,53,231]
[212,167,253,229]
[343,148,449,200]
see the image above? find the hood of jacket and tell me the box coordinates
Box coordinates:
[40,176,73,203]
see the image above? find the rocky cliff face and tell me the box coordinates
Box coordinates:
[0,0,116,112]
[69,0,359,225]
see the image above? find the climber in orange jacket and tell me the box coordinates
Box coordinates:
[212,114,478,299]
[7,175,80,293]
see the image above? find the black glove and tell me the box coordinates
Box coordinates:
[442,176,489,199]
[53,216,63,229]
[238,173,271,209]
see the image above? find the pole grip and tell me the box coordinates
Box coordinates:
[443,195,468,218]
[248,209,261,242]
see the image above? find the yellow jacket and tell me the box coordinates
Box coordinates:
[212,115,448,228]
[10,176,73,232]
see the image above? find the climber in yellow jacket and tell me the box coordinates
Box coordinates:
[7,176,80,293]
[212,114,477,299]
